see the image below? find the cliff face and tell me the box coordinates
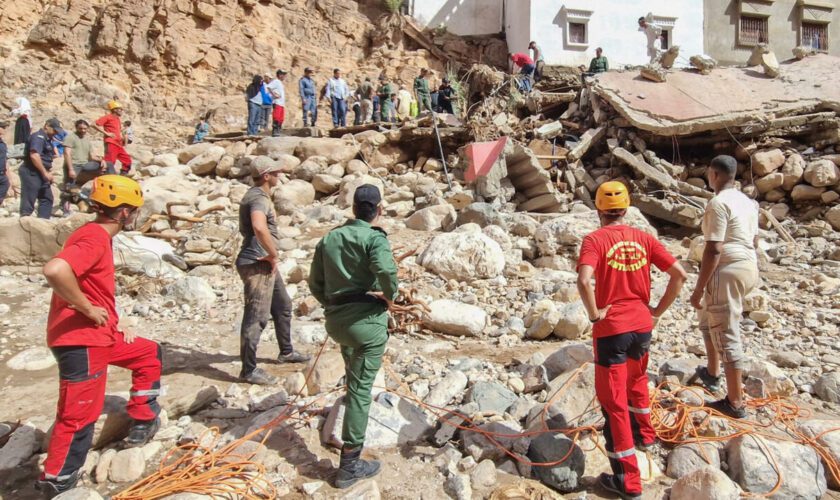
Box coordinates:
[0,0,449,144]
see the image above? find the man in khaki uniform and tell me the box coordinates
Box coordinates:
[689,155,759,419]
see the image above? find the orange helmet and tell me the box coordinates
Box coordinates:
[595,181,630,211]
[90,175,144,208]
[107,100,122,110]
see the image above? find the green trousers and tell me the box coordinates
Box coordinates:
[418,94,432,112]
[325,304,388,448]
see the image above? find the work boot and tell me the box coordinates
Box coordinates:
[239,367,278,386]
[35,470,81,499]
[688,366,722,393]
[124,417,160,447]
[705,397,747,419]
[335,445,381,489]
[278,351,311,364]
[597,473,642,500]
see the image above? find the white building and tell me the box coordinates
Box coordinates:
[410,0,706,68]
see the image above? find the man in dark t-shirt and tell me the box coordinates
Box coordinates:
[235,160,309,385]
[20,117,62,218]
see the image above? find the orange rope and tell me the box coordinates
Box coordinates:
[115,354,840,499]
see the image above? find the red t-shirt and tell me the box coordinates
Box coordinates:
[95,114,122,146]
[47,223,119,347]
[577,225,676,338]
[511,53,534,68]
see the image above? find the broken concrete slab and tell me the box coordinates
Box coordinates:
[567,126,606,162]
[747,43,770,66]
[592,54,840,136]
[640,65,667,83]
[634,194,704,228]
[659,46,680,69]
[612,147,676,190]
[689,55,717,75]
[761,51,780,78]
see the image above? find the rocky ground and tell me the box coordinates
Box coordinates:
[0,127,839,499]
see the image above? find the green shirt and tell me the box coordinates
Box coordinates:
[63,132,92,166]
[377,83,394,99]
[309,219,399,306]
[413,76,430,97]
[589,56,609,73]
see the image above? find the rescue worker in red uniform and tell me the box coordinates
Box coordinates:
[577,181,686,499]
[37,175,161,497]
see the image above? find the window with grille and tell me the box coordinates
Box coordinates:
[569,22,587,44]
[739,15,769,46]
[802,22,828,50]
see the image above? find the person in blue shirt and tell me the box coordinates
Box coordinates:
[323,68,350,128]
[52,129,67,157]
[260,75,273,132]
[21,118,63,219]
[299,67,318,127]
[193,116,210,143]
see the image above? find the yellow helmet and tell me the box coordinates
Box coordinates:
[107,100,122,110]
[90,175,144,208]
[595,181,630,211]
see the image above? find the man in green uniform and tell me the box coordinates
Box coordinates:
[413,69,432,112]
[377,76,394,123]
[588,47,609,73]
[308,184,398,489]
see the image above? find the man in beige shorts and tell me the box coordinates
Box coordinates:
[689,155,759,419]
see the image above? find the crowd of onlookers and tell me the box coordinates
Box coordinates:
[244,67,458,135]
[0,98,134,219]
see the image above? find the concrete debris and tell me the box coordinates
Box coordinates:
[640,65,667,83]
[689,54,717,74]
[659,46,680,69]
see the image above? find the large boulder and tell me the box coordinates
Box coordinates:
[187,145,225,175]
[254,136,303,157]
[797,419,840,488]
[462,421,529,461]
[405,204,456,232]
[530,363,596,429]
[423,300,487,337]
[826,205,840,232]
[113,233,184,279]
[671,467,740,500]
[162,276,216,308]
[292,156,328,182]
[418,224,505,280]
[294,138,359,164]
[0,214,91,265]
[751,149,785,176]
[666,443,721,479]
[553,302,590,340]
[322,392,432,448]
[0,423,39,470]
[781,154,805,191]
[804,159,840,187]
[727,435,826,499]
[311,174,342,195]
[524,299,561,340]
[6,347,56,371]
[543,344,593,380]
[338,175,385,208]
[456,203,508,228]
[425,370,469,408]
[534,207,655,257]
[814,372,840,403]
[466,381,517,414]
[177,142,215,164]
[791,184,825,202]
[138,176,200,227]
[274,180,316,215]
[527,433,585,492]
[743,360,795,397]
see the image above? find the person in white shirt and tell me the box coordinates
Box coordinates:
[528,41,544,81]
[689,155,759,420]
[266,69,287,137]
[323,68,350,128]
[638,16,663,64]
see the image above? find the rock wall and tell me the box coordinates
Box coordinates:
[0,0,447,146]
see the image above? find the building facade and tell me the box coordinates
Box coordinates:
[408,0,838,67]
[704,0,839,65]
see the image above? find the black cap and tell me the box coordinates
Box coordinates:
[46,117,64,134]
[353,184,381,207]
[276,69,287,77]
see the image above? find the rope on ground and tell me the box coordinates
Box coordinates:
[115,349,840,499]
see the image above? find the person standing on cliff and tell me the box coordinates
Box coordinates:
[299,67,318,127]
[266,69,287,137]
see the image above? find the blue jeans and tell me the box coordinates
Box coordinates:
[247,101,262,136]
[302,96,317,126]
[0,171,8,206]
[372,96,380,123]
[520,65,535,92]
[330,97,347,128]
[20,165,53,219]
